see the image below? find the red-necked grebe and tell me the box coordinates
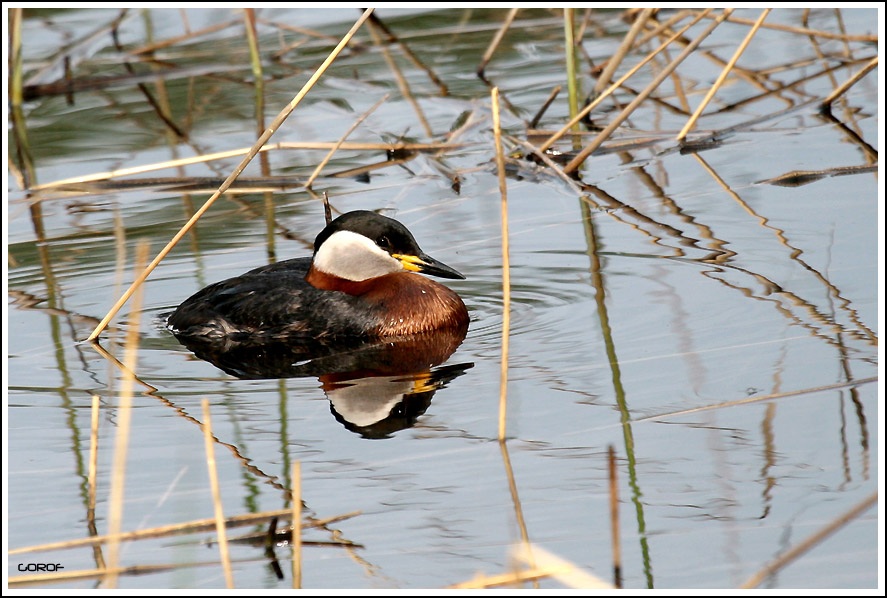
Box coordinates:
[167,210,469,341]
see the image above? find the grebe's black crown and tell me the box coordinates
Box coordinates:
[313,210,421,257]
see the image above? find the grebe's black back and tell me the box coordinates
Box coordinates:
[167,210,469,342]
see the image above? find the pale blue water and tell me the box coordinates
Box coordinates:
[6,7,881,590]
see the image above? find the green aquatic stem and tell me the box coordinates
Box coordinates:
[563,8,581,148]
[581,201,654,588]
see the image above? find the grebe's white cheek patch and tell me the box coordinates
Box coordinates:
[313,230,402,281]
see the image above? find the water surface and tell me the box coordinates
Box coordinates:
[6,7,881,590]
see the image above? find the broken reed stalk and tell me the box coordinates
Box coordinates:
[511,544,615,590]
[243,8,265,136]
[529,85,561,129]
[608,445,622,589]
[820,55,878,111]
[506,135,585,196]
[128,20,237,55]
[739,491,878,589]
[88,394,105,569]
[202,399,234,588]
[706,11,877,42]
[491,87,511,442]
[305,93,389,189]
[103,241,148,589]
[633,9,698,48]
[9,8,23,106]
[499,441,536,587]
[563,8,581,141]
[563,9,734,174]
[677,8,771,142]
[29,140,465,192]
[366,11,448,95]
[10,507,305,556]
[86,8,375,342]
[291,462,302,589]
[636,376,878,422]
[477,7,519,77]
[538,8,713,154]
[594,7,655,96]
[365,17,432,138]
[450,566,574,590]
[244,4,274,263]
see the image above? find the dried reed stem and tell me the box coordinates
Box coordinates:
[633,9,698,48]
[30,140,464,192]
[291,462,302,589]
[511,544,614,589]
[740,491,877,588]
[529,85,561,129]
[563,9,733,174]
[305,94,389,189]
[366,17,432,138]
[491,87,511,442]
[86,8,375,341]
[506,135,585,195]
[88,394,105,569]
[707,11,877,42]
[636,376,878,422]
[128,20,237,54]
[477,8,520,77]
[9,8,23,107]
[594,7,655,95]
[103,241,148,589]
[537,9,712,154]
[499,440,535,587]
[677,9,771,142]
[820,55,878,111]
[608,445,622,588]
[366,11,448,95]
[10,507,301,555]
[563,8,580,140]
[450,565,574,590]
[201,399,234,588]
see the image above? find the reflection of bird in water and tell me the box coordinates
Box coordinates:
[325,362,473,439]
[172,330,473,439]
[165,210,473,438]
[167,210,469,341]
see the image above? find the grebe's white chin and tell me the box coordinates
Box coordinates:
[312,230,404,281]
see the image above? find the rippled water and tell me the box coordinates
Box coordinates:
[6,7,881,590]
